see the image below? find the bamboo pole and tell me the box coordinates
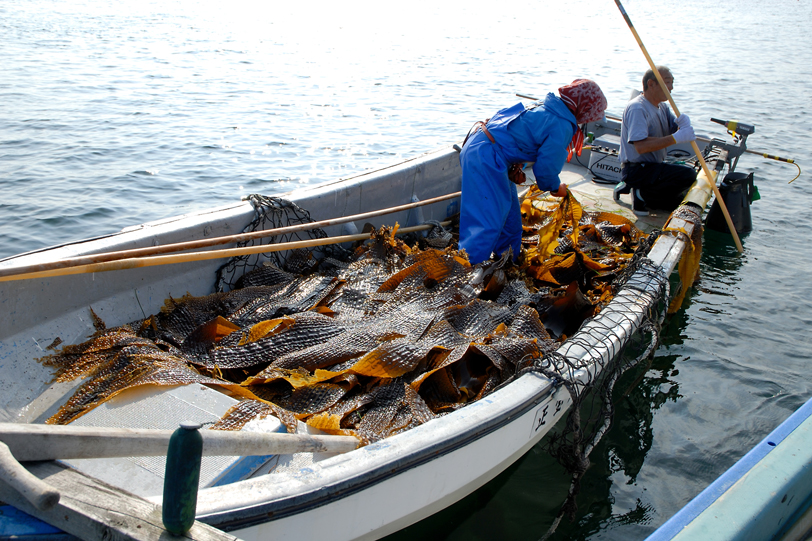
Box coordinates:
[612,0,744,252]
[0,422,359,461]
[0,221,451,282]
[0,191,461,279]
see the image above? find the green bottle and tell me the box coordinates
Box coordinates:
[162,421,203,535]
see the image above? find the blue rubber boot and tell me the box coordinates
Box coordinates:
[613,181,631,202]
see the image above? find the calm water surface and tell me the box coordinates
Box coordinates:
[3,0,811,539]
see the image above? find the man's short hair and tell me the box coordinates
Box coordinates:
[643,66,671,91]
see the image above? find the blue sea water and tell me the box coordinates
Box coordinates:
[2,0,812,539]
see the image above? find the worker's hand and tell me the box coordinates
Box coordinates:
[672,125,695,145]
[676,114,691,130]
[551,183,568,197]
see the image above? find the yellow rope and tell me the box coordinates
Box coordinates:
[661,226,702,314]
[787,161,802,184]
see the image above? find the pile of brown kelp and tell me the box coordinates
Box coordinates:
[41,189,647,444]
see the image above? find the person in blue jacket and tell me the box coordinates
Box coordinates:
[458,79,608,265]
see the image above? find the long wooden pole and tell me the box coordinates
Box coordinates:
[613,0,744,252]
[0,191,461,279]
[0,221,451,282]
[0,422,359,461]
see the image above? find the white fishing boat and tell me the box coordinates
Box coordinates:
[0,112,753,540]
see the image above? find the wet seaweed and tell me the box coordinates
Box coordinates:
[39,190,650,444]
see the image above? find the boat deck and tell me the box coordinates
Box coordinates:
[560,161,670,233]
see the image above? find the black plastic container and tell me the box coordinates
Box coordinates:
[706,172,755,234]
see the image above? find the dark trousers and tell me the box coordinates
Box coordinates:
[621,162,697,211]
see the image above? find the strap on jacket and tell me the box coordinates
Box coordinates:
[462,119,495,147]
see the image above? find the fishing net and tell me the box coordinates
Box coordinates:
[536,201,704,538]
[39,189,684,505]
[214,194,352,293]
[535,257,669,537]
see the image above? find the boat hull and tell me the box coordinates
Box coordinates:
[205,379,569,540]
[0,139,683,539]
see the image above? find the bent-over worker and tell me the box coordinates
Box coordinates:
[617,66,697,215]
[459,79,608,265]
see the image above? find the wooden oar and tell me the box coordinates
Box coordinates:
[0,220,451,282]
[612,0,744,252]
[0,191,461,279]
[0,422,359,461]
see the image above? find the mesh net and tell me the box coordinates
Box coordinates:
[214,194,351,292]
[536,259,669,536]
[535,203,703,537]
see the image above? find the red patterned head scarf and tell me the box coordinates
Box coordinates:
[558,79,607,124]
[558,79,607,161]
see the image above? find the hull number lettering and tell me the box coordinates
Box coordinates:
[530,400,565,437]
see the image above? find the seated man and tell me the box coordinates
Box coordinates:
[616,66,697,215]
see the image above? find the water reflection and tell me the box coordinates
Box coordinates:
[701,230,747,273]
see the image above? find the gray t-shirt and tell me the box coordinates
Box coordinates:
[619,93,677,164]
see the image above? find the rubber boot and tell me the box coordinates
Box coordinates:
[613,181,631,201]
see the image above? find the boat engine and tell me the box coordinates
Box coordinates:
[703,118,759,234]
[705,171,757,234]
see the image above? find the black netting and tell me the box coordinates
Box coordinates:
[534,203,703,538]
[214,195,351,292]
[536,260,669,538]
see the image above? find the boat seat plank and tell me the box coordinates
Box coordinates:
[0,460,238,541]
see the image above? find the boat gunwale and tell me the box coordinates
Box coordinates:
[197,376,558,531]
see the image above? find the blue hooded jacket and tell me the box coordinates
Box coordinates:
[482,92,577,191]
[457,93,579,264]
